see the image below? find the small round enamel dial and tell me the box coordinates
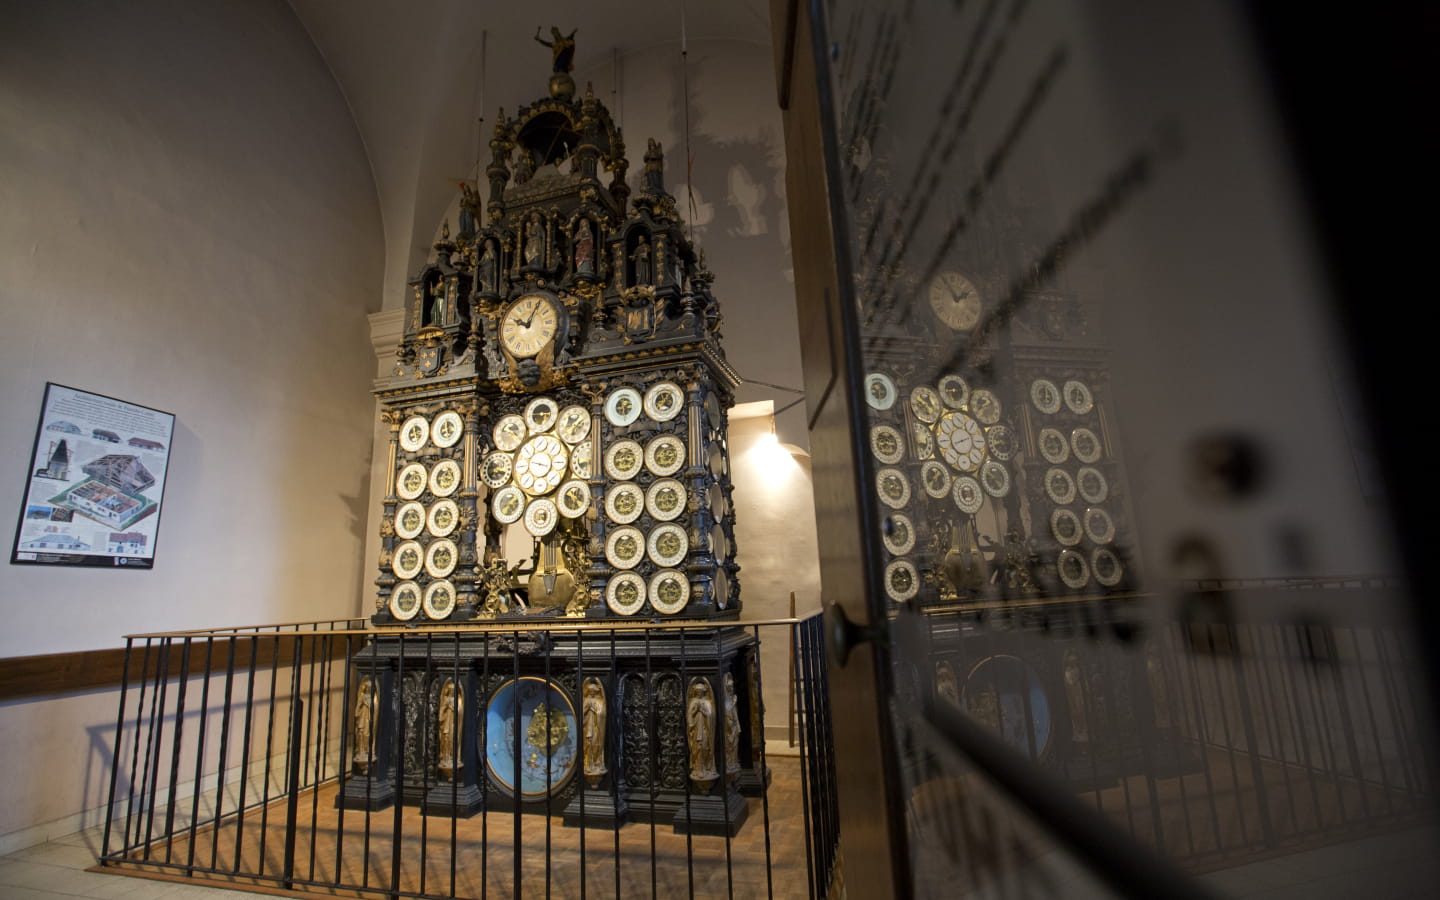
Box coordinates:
[556,405,591,444]
[425,539,458,578]
[399,416,429,452]
[1071,427,1102,463]
[969,389,1001,425]
[952,475,984,513]
[870,425,904,464]
[605,526,644,570]
[911,422,935,460]
[491,485,525,524]
[1084,507,1115,544]
[392,541,424,580]
[394,501,425,539]
[935,411,986,472]
[980,459,1011,498]
[492,415,527,452]
[1063,380,1094,415]
[481,451,513,489]
[876,467,911,509]
[431,410,463,449]
[1077,467,1108,504]
[523,498,559,537]
[985,424,1015,461]
[648,569,690,615]
[644,382,685,422]
[396,463,427,500]
[645,478,687,521]
[1044,467,1076,505]
[427,499,459,537]
[604,439,644,480]
[863,372,897,411]
[390,581,421,621]
[604,387,643,427]
[429,460,460,497]
[921,461,952,499]
[570,441,593,479]
[514,434,569,496]
[882,513,916,555]
[606,571,646,616]
[500,294,560,358]
[1092,548,1123,587]
[928,270,982,331]
[1039,428,1070,464]
[884,559,920,601]
[1030,379,1061,415]
[644,434,686,476]
[1058,549,1090,589]
[647,523,689,567]
[556,480,591,518]
[605,481,644,524]
[938,375,970,410]
[423,580,456,619]
[524,397,558,433]
[1050,508,1082,546]
[909,386,942,424]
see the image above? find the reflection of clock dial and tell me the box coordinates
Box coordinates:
[909,386,941,424]
[606,571,647,616]
[1044,468,1076,505]
[863,372,897,410]
[969,389,1001,425]
[884,559,919,601]
[605,482,644,524]
[1083,507,1115,544]
[423,580,456,619]
[523,498,559,537]
[1077,467,1108,504]
[646,478,686,521]
[431,411,463,449]
[399,416,429,452]
[570,440,593,479]
[1092,548,1123,586]
[1030,379,1061,415]
[911,422,935,460]
[429,459,461,497]
[935,411,986,472]
[952,476,984,514]
[985,424,1015,461]
[491,485,525,524]
[928,270,983,331]
[606,526,644,570]
[492,415,526,452]
[427,499,459,537]
[397,463,428,500]
[604,387,644,427]
[395,501,425,539]
[425,539,458,578]
[556,480,591,518]
[500,294,560,358]
[481,452,513,489]
[392,541,424,580]
[647,523,689,567]
[604,440,644,480]
[1050,508,1082,547]
[390,581,421,621]
[1058,549,1090,589]
[876,467,911,509]
[644,382,685,422]
[870,425,904,464]
[524,397,559,433]
[648,569,690,614]
[921,460,952,499]
[644,434,686,476]
[980,460,1011,498]
[882,513,916,555]
[938,375,970,410]
[1063,380,1094,415]
[1071,428,1102,463]
[514,434,569,496]
[1038,428,1070,464]
[556,406,591,444]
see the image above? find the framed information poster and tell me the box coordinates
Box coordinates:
[11,383,176,568]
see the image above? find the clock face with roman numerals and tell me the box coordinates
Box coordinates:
[500,294,559,358]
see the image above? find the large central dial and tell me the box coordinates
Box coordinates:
[501,294,559,358]
[513,433,569,495]
[935,410,986,472]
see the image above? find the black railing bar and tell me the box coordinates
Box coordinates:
[750,627,776,900]
[360,661,376,891]
[480,633,491,900]
[208,635,239,871]
[922,698,1222,900]
[645,626,658,900]
[1232,627,1277,846]
[1263,623,1313,831]
[256,632,283,876]
[1350,629,1399,813]
[184,637,216,873]
[120,614,818,641]
[1247,625,1298,839]
[1179,632,1226,851]
[230,632,261,873]
[1306,629,1352,830]
[282,648,305,890]
[1330,628,1375,822]
[677,632,695,900]
[1388,627,1433,797]
[544,629,553,900]
[717,630,735,900]
[100,637,136,861]
[391,634,408,900]
[1207,629,1254,847]
[117,637,155,857]
[1374,629,1419,802]
[141,637,173,861]
[1075,647,1108,818]
[307,632,329,883]
[418,633,432,900]
[1131,642,1169,854]
[794,620,817,900]
[1290,626,1344,831]
[576,628,587,900]
[333,644,354,891]
[511,630,522,900]
[611,627,621,900]
[449,630,460,900]
[1278,627,1327,834]
[1160,629,1199,856]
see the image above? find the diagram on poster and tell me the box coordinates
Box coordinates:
[11,383,176,568]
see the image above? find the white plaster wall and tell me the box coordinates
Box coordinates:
[0,0,382,842]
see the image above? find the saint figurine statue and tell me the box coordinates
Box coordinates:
[581,677,607,783]
[353,675,378,775]
[573,218,595,276]
[524,212,543,265]
[723,673,742,776]
[534,26,577,73]
[686,678,718,787]
[630,234,652,285]
[437,678,462,779]
[479,239,498,293]
[935,661,959,707]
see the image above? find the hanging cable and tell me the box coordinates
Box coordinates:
[681,1,698,243]
[473,29,488,186]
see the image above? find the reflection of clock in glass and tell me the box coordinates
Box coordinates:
[556,480,591,518]
[427,499,459,537]
[644,434,686,476]
[432,411,463,449]
[1044,467,1076,505]
[1063,380,1094,415]
[395,501,425,539]
[604,387,643,427]
[523,498,559,537]
[980,459,1011,498]
[524,397,558,433]
[399,415,429,452]
[492,415,526,452]
[556,406,591,444]
[425,539,458,578]
[1030,379,1061,415]
[647,523,689,567]
[606,571,647,616]
[1038,427,1070,464]
[876,467,911,509]
[1058,549,1090,589]
[1092,548,1123,587]
[863,372,897,410]
[500,294,560,358]
[392,541,424,580]
[921,460,952,499]
[985,424,1015,461]
[648,569,691,615]
[884,559,920,601]
[1077,467,1108,504]
[952,475,984,514]
[605,481,644,524]
[969,389,1001,425]
[514,434,569,496]
[604,439,643,480]
[606,526,644,569]
[491,485,525,524]
[1071,427,1102,463]
[397,463,428,500]
[911,422,935,460]
[429,459,461,497]
[935,411,985,472]
[644,382,685,422]
[882,513,916,555]
[909,386,941,424]
[1050,508,1082,547]
[570,440,593,479]
[1083,507,1115,544]
[423,580,456,619]
[390,581,422,621]
[646,478,686,521]
[481,451,513,489]
[870,425,904,464]
[928,270,982,331]
[938,374,970,410]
